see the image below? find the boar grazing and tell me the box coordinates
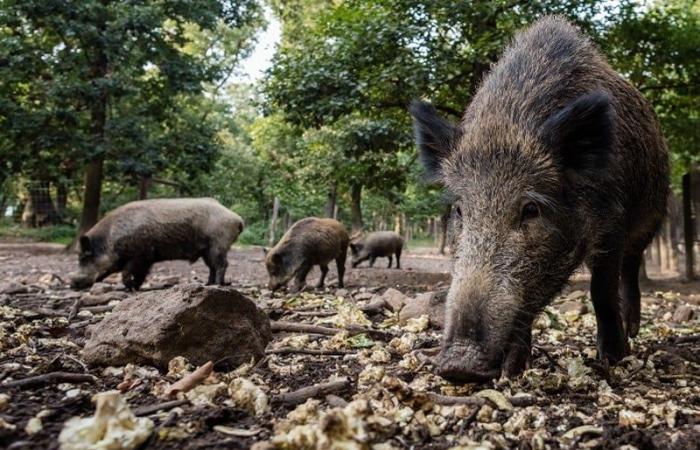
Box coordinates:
[350,231,404,269]
[410,16,668,382]
[70,198,244,290]
[265,217,349,292]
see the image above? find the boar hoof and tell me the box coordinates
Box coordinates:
[597,336,629,366]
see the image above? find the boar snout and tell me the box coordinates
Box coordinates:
[70,273,95,290]
[436,341,500,383]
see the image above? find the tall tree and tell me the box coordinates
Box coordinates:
[0,0,262,236]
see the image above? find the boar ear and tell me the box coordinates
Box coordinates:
[542,91,613,177]
[409,101,458,181]
[79,235,92,255]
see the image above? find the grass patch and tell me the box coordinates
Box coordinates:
[0,221,76,245]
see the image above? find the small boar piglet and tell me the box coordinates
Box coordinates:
[350,231,404,269]
[265,217,349,292]
[411,16,668,382]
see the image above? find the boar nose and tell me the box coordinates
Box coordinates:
[436,342,500,383]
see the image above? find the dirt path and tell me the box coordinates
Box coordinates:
[0,243,698,449]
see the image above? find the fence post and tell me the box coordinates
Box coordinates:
[682,172,695,280]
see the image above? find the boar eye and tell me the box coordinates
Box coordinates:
[521,202,539,222]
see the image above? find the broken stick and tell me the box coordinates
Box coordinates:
[273,378,351,406]
[0,371,97,389]
[266,347,353,356]
[426,392,536,408]
[270,320,394,341]
[133,399,189,416]
[165,361,214,397]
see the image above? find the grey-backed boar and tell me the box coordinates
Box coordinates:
[411,16,668,382]
[265,217,349,292]
[70,198,244,290]
[350,231,404,269]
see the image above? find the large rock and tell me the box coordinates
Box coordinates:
[399,290,447,329]
[83,284,271,370]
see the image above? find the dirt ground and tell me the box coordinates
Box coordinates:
[0,243,698,449]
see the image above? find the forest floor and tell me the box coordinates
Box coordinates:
[0,244,698,450]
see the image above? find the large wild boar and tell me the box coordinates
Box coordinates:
[410,17,668,382]
[70,198,244,290]
[350,231,404,269]
[265,217,349,292]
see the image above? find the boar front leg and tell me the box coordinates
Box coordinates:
[387,256,393,268]
[316,265,329,288]
[621,253,643,337]
[291,263,312,293]
[122,259,151,291]
[589,249,629,365]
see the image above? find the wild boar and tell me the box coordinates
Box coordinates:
[70,198,244,290]
[265,217,349,291]
[350,231,404,269]
[410,16,668,382]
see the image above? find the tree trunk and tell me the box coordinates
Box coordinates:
[438,205,451,255]
[324,182,337,218]
[21,181,59,227]
[77,159,104,236]
[269,196,280,246]
[139,176,151,200]
[70,17,108,250]
[56,181,68,220]
[350,183,363,234]
[682,173,695,280]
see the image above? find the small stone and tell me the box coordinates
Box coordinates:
[381,288,410,312]
[398,290,447,329]
[671,305,694,323]
[83,284,271,370]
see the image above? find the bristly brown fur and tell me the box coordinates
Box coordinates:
[411,16,669,382]
[266,217,349,291]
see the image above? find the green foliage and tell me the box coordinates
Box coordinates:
[0,219,76,244]
[0,0,262,215]
[605,0,700,186]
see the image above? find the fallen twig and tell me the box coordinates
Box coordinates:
[165,361,214,397]
[133,399,190,416]
[266,347,354,356]
[672,334,700,345]
[270,320,394,341]
[0,371,97,389]
[82,304,114,314]
[273,378,351,406]
[534,345,565,372]
[426,392,536,408]
[68,299,80,321]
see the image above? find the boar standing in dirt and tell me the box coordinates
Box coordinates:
[70,198,244,290]
[265,217,349,292]
[350,231,404,269]
[410,17,668,382]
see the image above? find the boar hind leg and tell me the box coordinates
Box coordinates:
[621,253,643,338]
[589,250,629,365]
[204,250,228,285]
[316,265,329,288]
[336,254,346,288]
[395,249,401,269]
[369,256,376,268]
[387,256,393,268]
